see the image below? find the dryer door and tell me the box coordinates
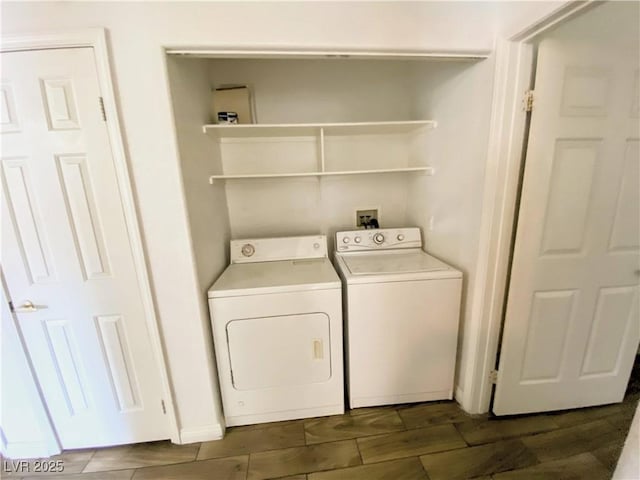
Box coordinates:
[227,313,331,390]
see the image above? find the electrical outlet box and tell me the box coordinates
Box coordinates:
[356,209,378,228]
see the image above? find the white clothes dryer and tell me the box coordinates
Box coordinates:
[208,235,344,427]
[334,228,462,409]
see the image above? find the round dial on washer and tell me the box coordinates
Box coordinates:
[354,236,362,243]
[373,233,385,245]
[342,237,350,244]
[397,234,405,241]
[241,243,255,257]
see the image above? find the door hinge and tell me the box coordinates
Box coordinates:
[8,300,14,313]
[523,90,534,112]
[99,96,107,121]
[161,399,166,414]
[489,370,499,384]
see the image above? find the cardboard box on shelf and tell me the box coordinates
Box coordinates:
[211,85,254,124]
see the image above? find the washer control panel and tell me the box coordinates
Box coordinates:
[336,228,422,252]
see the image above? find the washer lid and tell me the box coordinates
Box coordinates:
[343,251,453,275]
[208,257,340,298]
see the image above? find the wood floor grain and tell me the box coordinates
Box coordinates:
[229,418,305,434]
[357,423,466,463]
[419,439,538,480]
[491,452,611,480]
[568,418,626,451]
[304,409,404,444]
[455,415,559,446]
[246,439,361,480]
[3,450,95,477]
[198,423,305,459]
[132,456,248,480]
[83,442,199,472]
[519,418,624,464]
[550,403,628,428]
[591,443,625,472]
[348,406,395,417]
[398,401,472,429]
[307,457,428,480]
[21,471,134,480]
[521,425,588,462]
[9,389,636,480]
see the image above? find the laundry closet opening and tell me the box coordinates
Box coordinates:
[164,50,495,401]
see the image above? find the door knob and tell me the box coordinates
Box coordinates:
[13,300,46,313]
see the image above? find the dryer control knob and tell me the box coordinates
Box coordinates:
[354,236,361,243]
[373,233,385,245]
[241,243,255,257]
[397,234,405,241]
[342,237,350,244]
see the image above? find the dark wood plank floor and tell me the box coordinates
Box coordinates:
[3,387,637,480]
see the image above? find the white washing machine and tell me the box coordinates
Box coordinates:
[334,227,462,409]
[208,235,344,427]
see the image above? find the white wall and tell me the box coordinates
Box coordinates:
[1,0,572,443]
[207,58,416,244]
[210,59,414,124]
[407,59,496,397]
[165,56,231,439]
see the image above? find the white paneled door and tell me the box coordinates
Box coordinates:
[1,48,170,448]
[493,32,640,415]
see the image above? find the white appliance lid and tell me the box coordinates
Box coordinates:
[209,257,340,298]
[343,251,453,275]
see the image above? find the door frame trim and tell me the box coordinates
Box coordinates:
[1,28,180,443]
[458,0,600,414]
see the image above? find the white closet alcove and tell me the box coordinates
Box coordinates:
[166,50,495,381]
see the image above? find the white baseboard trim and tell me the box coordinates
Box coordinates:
[179,424,225,444]
[1,440,60,459]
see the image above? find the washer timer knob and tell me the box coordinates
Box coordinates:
[373,233,385,245]
[397,234,405,241]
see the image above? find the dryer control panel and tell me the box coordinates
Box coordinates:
[230,235,327,263]
[336,228,422,252]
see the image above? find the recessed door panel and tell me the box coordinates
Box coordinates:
[540,140,598,256]
[96,315,142,412]
[43,319,90,416]
[227,313,331,391]
[57,154,111,279]
[0,83,20,132]
[40,78,81,130]
[608,140,639,251]
[520,290,576,382]
[581,286,638,376]
[560,66,611,117]
[2,157,56,283]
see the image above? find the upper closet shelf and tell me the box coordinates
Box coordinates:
[166,48,491,61]
[208,167,435,183]
[202,120,437,139]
